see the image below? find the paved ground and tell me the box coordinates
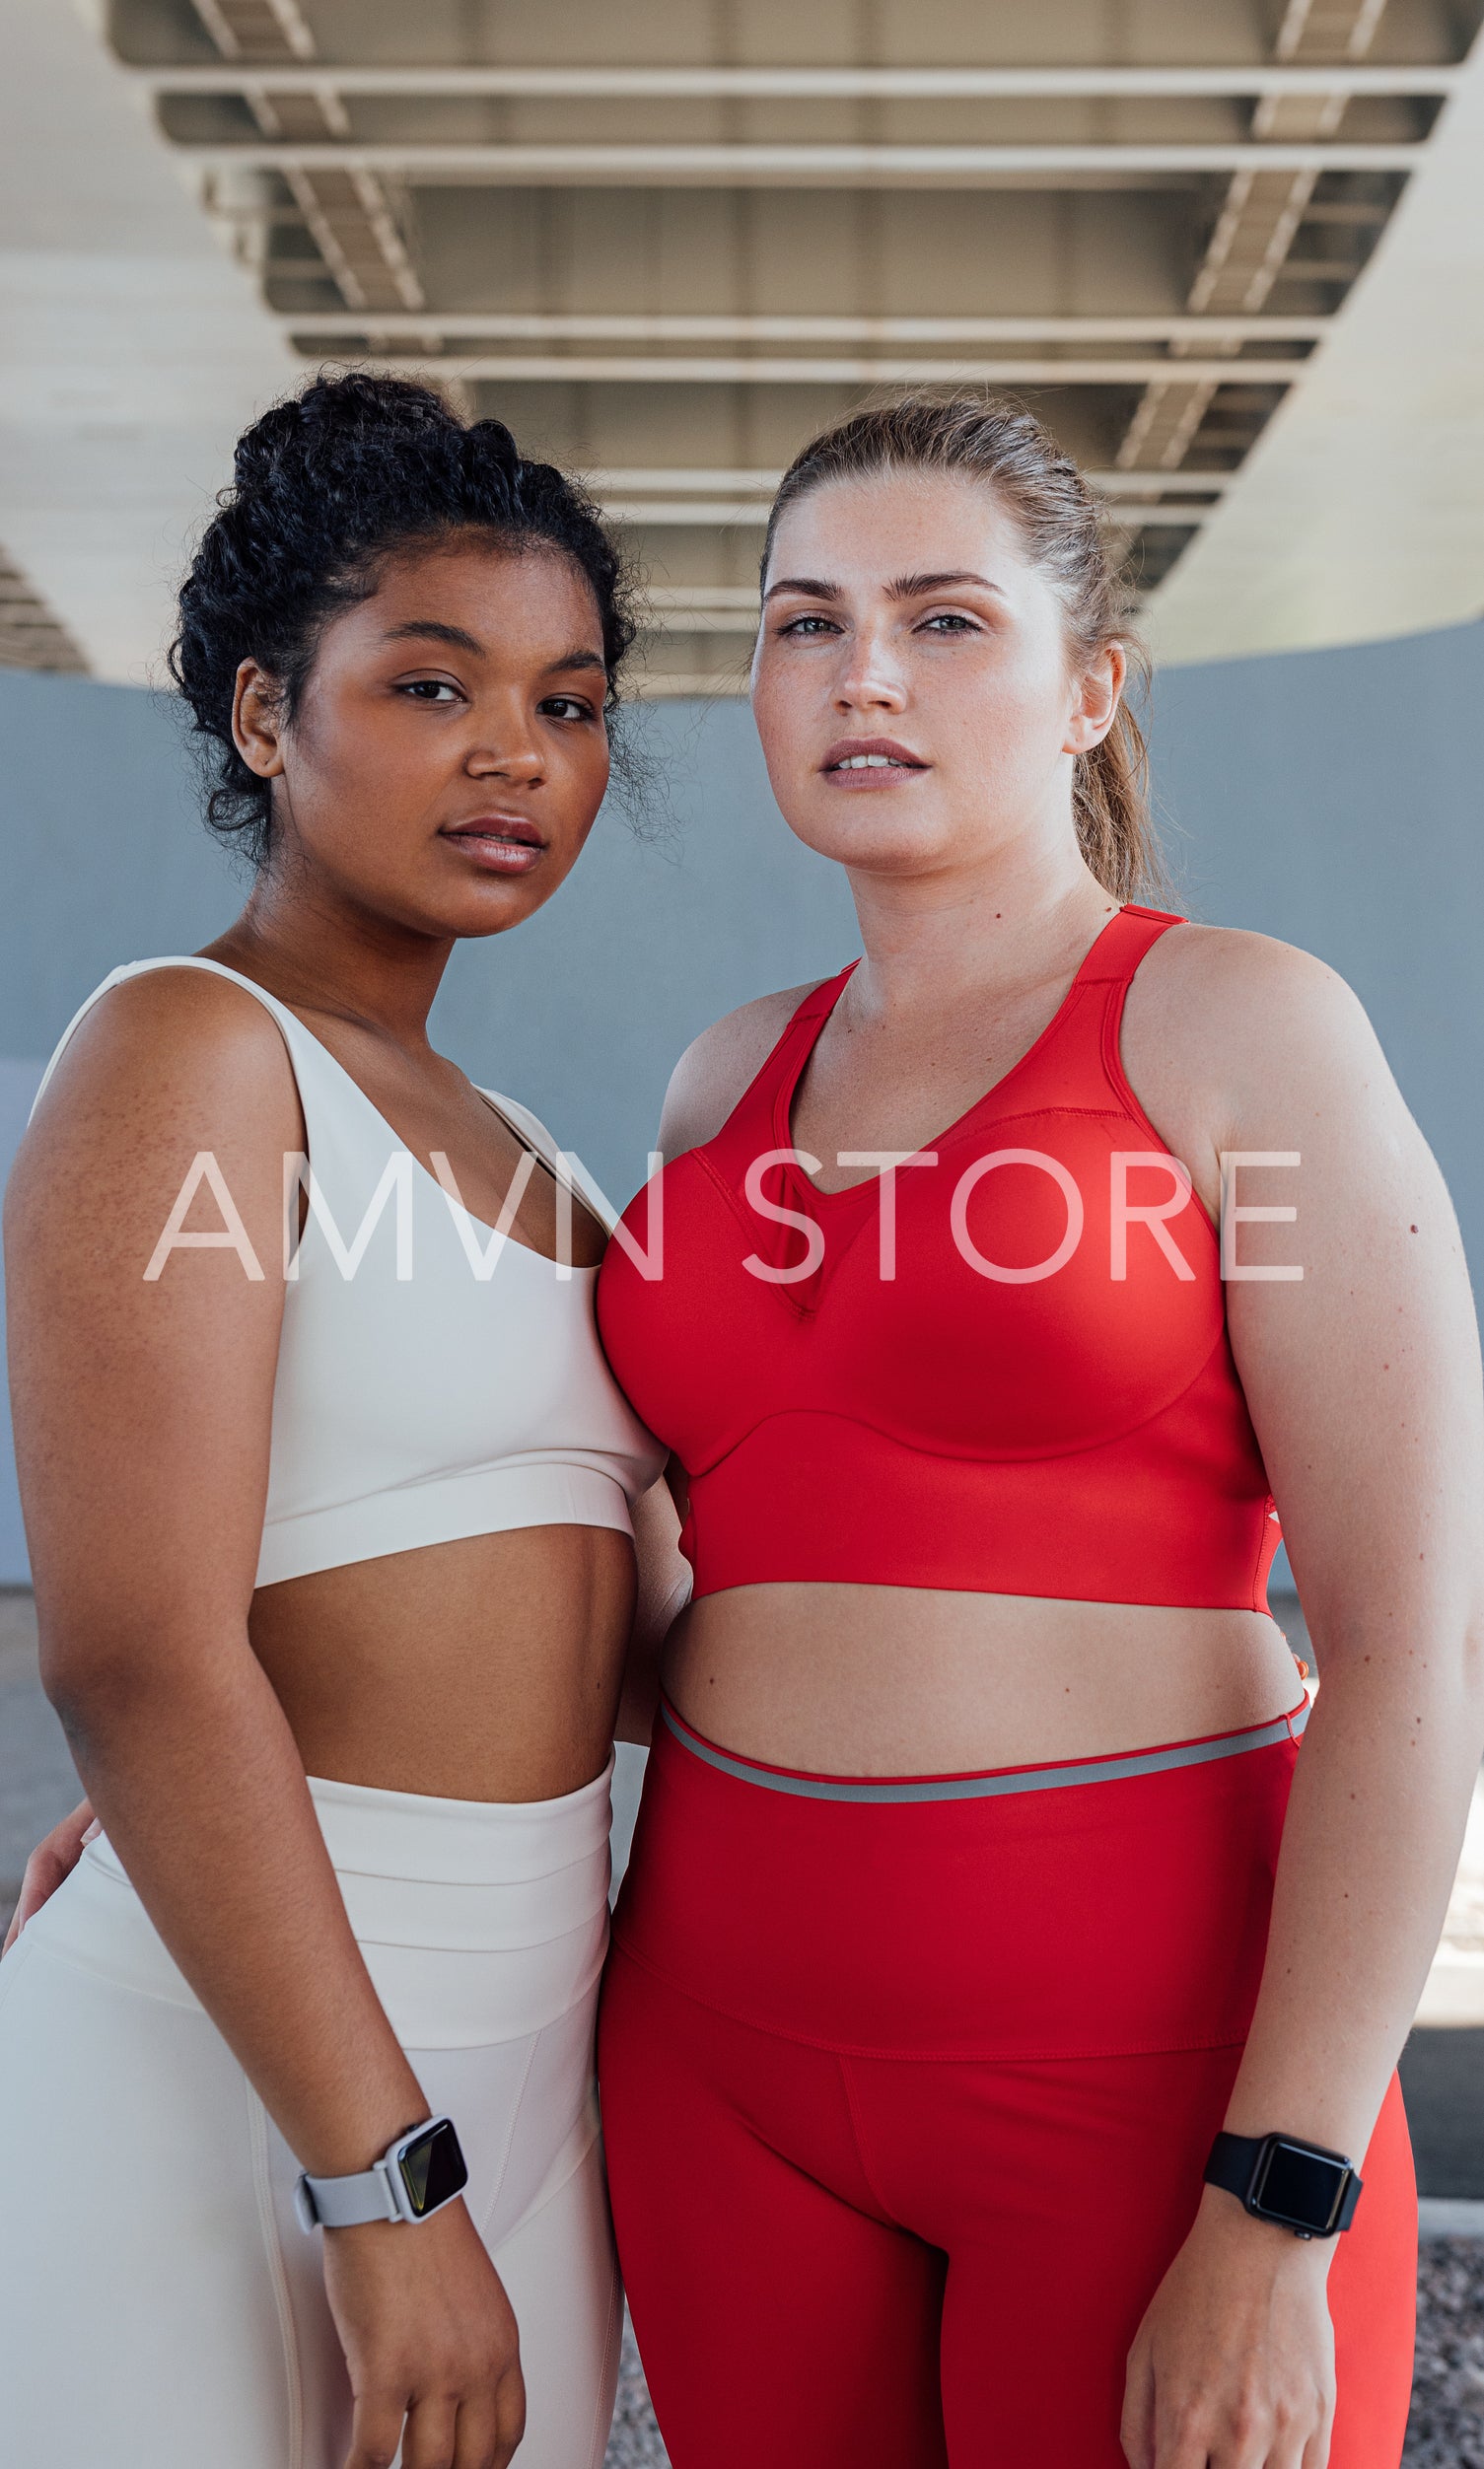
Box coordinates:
[3,1588,1480,2459]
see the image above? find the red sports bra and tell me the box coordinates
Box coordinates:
[598,905,1281,1612]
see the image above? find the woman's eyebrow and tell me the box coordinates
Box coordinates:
[762,572,1007,604]
[887,571,1006,600]
[762,576,840,603]
[380,623,604,677]
[543,647,607,676]
[383,619,485,655]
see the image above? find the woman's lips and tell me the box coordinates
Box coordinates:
[441,819,547,874]
[821,758,927,791]
[819,739,928,790]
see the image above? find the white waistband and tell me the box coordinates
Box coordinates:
[304,1756,616,1880]
[33,1764,614,2049]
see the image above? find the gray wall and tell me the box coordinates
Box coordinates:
[1153,620,1484,1297]
[3,626,1483,1580]
[0,671,858,1211]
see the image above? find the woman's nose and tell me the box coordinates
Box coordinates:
[834,638,908,713]
[467,731,543,783]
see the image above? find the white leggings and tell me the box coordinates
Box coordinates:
[0,1765,622,2469]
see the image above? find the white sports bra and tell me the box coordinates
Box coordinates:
[35,959,665,1587]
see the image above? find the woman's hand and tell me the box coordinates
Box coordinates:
[1122,2190,1335,2469]
[322,2198,526,2469]
[2,1797,97,1955]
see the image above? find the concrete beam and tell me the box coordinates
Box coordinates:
[178,140,1426,184]
[346,351,1308,384]
[283,312,1332,344]
[139,64,1463,100]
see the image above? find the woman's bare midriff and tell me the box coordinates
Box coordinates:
[247,1523,637,1802]
[664,1585,1304,1776]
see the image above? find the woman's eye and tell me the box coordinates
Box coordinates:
[921,611,978,634]
[539,696,597,723]
[777,613,840,638]
[398,677,460,703]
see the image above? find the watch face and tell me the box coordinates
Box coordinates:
[397,2121,468,2218]
[1254,2140,1347,2232]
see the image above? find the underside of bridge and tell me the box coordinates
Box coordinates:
[3,0,1480,683]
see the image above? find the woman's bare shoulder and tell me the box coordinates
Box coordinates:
[658,982,823,1159]
[17,964,303,1189]
[1146,917,1350,998]
[1131,919,1379,1098]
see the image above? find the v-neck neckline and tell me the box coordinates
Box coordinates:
[182,958,587,1270]
[775,906,1127,1206]
[318,1052,591,1269]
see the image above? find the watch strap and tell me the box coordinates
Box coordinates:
[1335,2167,1363,2231]
[295,2158,400,2232]
[1204,2130,1265,2207]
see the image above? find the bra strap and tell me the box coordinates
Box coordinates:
[1076,903,1185,985]
[788,960,859,1025]
[740,962,858,1115]
[1087,906,1186,1112]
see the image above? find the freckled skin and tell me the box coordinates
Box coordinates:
[652,462,1484,2469]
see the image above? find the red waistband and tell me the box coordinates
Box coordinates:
[658,1691,1310,1803]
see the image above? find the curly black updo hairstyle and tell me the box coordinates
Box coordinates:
[170,371,639,868]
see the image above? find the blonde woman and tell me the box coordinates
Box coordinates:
[597,395,1483,2469]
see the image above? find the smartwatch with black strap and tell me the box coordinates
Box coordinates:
[1204,2129,1363,2239]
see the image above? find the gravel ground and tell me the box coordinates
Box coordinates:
[603,2321,671,2467]
[606,2255,1484,2468]
[1406,2241,1484,2465]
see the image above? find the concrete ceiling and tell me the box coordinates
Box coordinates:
[0,0,295,683]
[1,0,1481,687]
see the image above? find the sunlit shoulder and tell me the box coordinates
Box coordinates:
[1127,917,1394,1135]
[20,965,301,1176]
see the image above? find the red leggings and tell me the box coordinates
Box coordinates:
[599,1702,1416,2468]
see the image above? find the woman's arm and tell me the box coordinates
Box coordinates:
[607,1017,803,1749]
[614,1470,690,1746]
[1123,939,1484,2469]
[6,972,523,2469]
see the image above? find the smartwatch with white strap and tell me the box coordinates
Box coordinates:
[294,2116,468,2232]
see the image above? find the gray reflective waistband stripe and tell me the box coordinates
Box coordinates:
[659,1696,1309,1804]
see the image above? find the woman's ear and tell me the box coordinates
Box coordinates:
[232,660,287,780]
[1064,641,1127,757]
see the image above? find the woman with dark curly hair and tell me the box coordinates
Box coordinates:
[0,371,684,2469]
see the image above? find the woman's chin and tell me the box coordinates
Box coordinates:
[778,797,983,877]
